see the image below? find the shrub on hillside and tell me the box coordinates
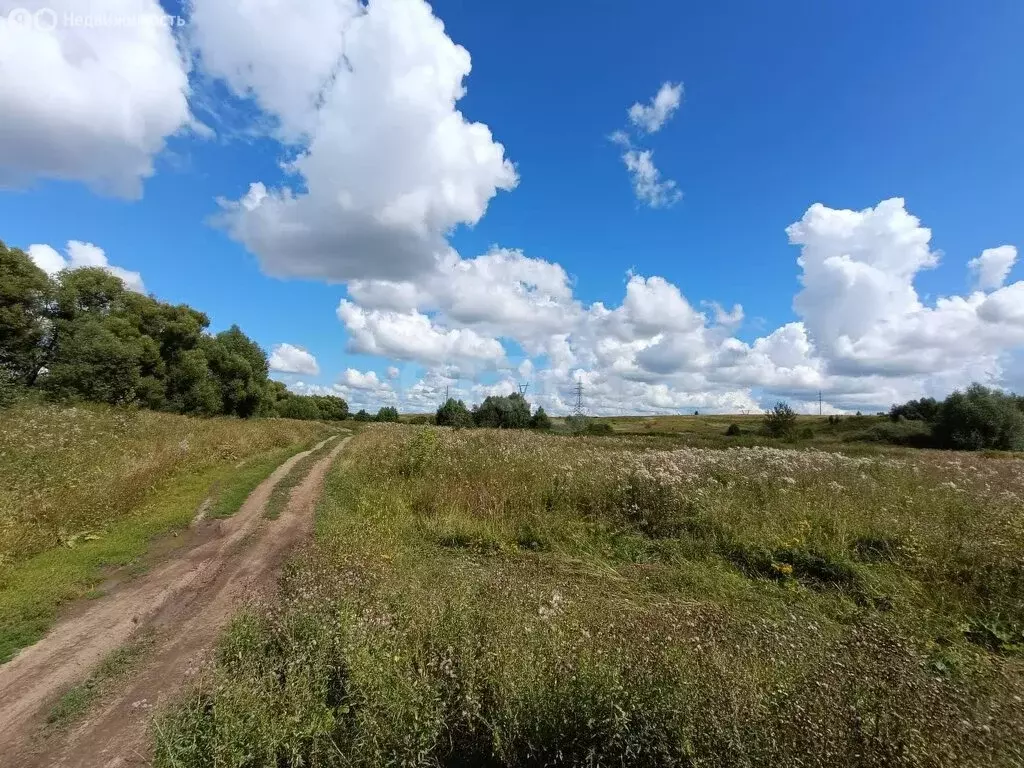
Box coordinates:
[0,369,24,408]
[353,409,373,422]
[725,423,742,436]
[564,414,588,433]
[435,398,474,428]
[889,396,940,422]
[933,384,1024,451]
[275,396,323,421]
[530,406,553,430]
[376,406,400,423]
[473,393,531,429]
[763,402,797,438]
[272,393,348,421]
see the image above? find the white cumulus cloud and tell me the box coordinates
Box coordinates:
[191,0,517,282]
[628,82,683,133]
[27,240,145,293]
[339,368,383,390]
[0,0,194,198]
[333,198,1024,415]
[622,149,681,208]
[269,343,320,375]
[969,245,1017,291]
[337,299,506,368]
[612,83,682,208]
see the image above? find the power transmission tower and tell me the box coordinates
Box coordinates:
[518,383,529,396]
[818,390,822,416]
[572,380,585,416]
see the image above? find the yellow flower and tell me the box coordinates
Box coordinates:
[772,562,794,576]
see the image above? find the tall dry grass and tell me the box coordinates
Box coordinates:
[157,425,1024,767]
[0,402,331,564]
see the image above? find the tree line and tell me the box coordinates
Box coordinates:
[0,241,346,420]
[746,385,1024,452]
[435,393,552,430]
[886,384,1024,451]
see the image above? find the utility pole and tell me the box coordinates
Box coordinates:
[572,379,585,416]
[818,390,822,416]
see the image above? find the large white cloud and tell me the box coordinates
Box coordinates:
[337,299,506,368]
[28,240,145,293]
[191,0,517,282]
[788,199,1024,378]
[339,367,384,390]
[332,198,1024,415]
[347,248,580,347]
[269,343,320,375]
[0,0,194,197]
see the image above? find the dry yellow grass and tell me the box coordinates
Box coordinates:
[0,402,331,564]
[158,425,1024,767]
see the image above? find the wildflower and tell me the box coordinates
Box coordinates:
[772,562,794,577]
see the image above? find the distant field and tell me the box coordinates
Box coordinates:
[158,424,1024,766]
[0,403,333,661]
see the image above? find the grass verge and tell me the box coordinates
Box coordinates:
[263,437,341,520]
[47,631,156,727]
[155,426,1024,767]
[0,433,332,664]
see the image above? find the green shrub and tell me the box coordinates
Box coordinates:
[889,396,940,423]
[763,402,797,438]
[353,409,373,422]
[724,423,741,436]
[435,398,473,428]
[0,369,24,408]
[933,384,1024,451]
[375,406,400,423]
[473,393,531,429]
[585,421,614,436]
[275,396,323,421]
[847,421,934,448]
[529,406,552,430]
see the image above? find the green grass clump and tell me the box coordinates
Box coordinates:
[263,436,342,520]
[156,426,1024,767]
[0,403,333,663]
[47,632,156,726]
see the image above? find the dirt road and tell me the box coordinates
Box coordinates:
[0,435,349,767]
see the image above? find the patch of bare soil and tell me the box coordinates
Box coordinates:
[0,435,350,767]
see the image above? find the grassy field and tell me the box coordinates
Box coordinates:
[0,403,334,661]
[157,425,1024,767]
[578,412,935,448]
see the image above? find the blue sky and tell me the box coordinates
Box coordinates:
[2,0,1023,413]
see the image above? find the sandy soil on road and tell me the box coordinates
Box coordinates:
[0,435,349,767]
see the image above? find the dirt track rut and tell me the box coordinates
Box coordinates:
[0,435,349,767]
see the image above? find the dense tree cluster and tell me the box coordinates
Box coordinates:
[888,397,940,423]
[0,241,345,420]
[435,393,551,430]
[889,384,1024,451]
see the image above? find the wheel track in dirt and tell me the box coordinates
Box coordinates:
[0,434,350,767]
